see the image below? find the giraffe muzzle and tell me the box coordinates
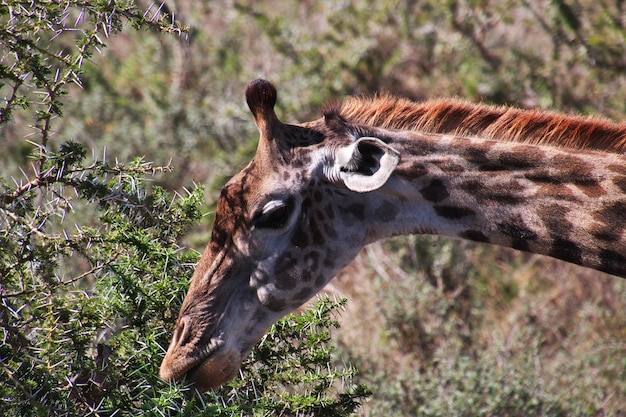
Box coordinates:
[183,348,242,393]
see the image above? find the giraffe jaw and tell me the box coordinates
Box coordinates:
[160,337,244,393]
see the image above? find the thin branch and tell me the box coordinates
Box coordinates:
[448,1,501,70]
[1,167,80,205]
[4,263,106,298]
[0,79,24,125]
[1,209,47,239]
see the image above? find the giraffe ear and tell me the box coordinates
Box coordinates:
[335,137,400,192]
[246,79,281,138]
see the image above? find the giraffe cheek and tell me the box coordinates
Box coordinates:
[256,286,289,312]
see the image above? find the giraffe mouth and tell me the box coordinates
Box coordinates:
[196,337,225,365]
[184,343,242,392]
[160,334,227,386]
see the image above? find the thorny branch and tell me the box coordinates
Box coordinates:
[4,263,107,298]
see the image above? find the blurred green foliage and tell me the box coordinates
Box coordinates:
[2,0,626,416]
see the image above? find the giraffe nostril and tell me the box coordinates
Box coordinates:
[173,316,193,348]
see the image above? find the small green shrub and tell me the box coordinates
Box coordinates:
[0,2,368,415]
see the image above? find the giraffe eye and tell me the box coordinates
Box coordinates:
[255,198,295,229]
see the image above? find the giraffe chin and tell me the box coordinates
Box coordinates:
[185,349,242,393]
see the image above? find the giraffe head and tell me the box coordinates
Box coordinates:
[159,79,400,392]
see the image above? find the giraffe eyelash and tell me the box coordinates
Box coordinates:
[253,197,296,229]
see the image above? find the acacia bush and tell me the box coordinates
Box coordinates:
[0,2,367,415]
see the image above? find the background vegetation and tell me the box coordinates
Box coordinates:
[1,0,625,416]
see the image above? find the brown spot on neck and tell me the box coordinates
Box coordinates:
[420,179,449,203]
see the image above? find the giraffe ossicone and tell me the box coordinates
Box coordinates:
[160,79,626,392]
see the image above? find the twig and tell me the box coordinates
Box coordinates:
[4,263,106,298]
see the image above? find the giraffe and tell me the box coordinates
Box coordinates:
[160,79,626,392]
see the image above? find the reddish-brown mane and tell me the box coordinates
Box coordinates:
[333,95,626,153]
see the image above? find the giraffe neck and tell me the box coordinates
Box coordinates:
[359,130,626,277]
